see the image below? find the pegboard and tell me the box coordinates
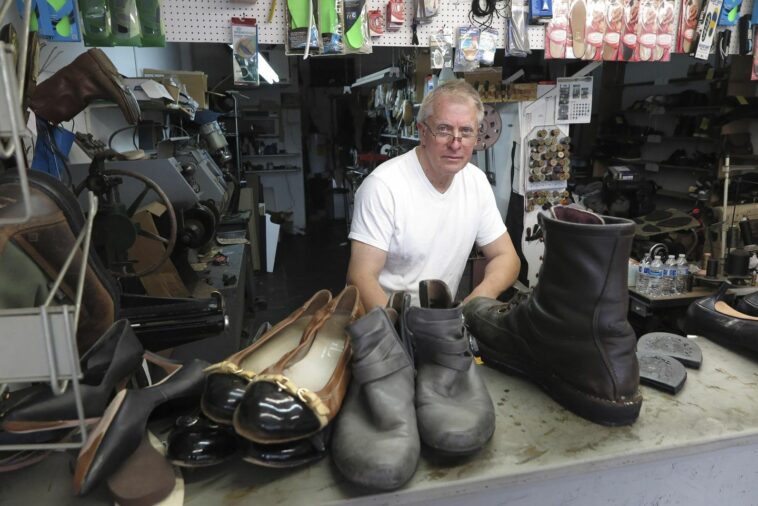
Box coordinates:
[163,0,545,48]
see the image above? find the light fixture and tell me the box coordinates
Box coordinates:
[351,67,401,88]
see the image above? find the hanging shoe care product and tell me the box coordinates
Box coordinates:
[136,0,165,47]
[343,0,371,52]
[17,0,81,42]
[635,0,657,60]
[455,26,480,71]
[285,0,321,55]
[386,0,404,31]
[232,18,259,86]
[545,0,569,58]
[583,0,607,59]
[111,0,142,46]
[507,0,531,56]
[677,0,704,53]
[569,0,587,57]
[655,0,676,60]
[79,0,113,46]
[618,0,639,60]
[602,0,624,60]
[318,0,344,53]
[694,0,723,59]
[368,9,384,37]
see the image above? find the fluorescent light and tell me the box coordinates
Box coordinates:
[351,67,401,88]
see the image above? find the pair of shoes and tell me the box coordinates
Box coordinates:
[1,320,144,433]
[684,284,758,352]
[234,286,363,444]
[332,281,495,491]
[73,358,207,495]
[464,206,642,426]
[201,290,332,425]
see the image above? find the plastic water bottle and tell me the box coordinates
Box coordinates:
[648,255,664,297]
[675,254,689,294]
[662,255,677,295]
[637,254,650,294]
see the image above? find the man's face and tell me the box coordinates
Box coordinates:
[419,95,479,178]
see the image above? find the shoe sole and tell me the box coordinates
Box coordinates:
[478,342,642,426]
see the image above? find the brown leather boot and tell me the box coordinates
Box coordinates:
[29,48,140,125]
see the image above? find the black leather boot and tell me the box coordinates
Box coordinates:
[407,280,495,456]
[684,284,758,352]
[332,305,419,490]
[464,206,642,426]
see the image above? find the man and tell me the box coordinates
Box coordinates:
[347,79,520,309]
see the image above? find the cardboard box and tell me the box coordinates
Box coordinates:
[143,68,208,109]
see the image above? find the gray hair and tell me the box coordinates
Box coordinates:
[417,79,485,125]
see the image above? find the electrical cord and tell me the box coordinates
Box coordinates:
[469,0,507,29]
[108,125,139,150]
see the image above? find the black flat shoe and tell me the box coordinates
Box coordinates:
[74,359,207,496]
[1,320,144,433]
[167,413,238,468]
[241,426,331,468]
[736,290,758,317]
[684,283,758,352]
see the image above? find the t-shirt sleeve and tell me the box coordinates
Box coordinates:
[348,176,395,252]
[475,173,507,247]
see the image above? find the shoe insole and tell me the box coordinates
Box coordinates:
[637,352,687,394]
[715,301,758,321]
[239,316,313,374]
[345,0,365,49]
[285,314,350,392]
[637,332,702,369]
[319,0,337,35]
[570,0,587,58]
[288,0,309,29]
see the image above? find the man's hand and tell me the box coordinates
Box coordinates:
[346,240,390,310]
[463,232,520,303]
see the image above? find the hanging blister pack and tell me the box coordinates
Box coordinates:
[693,0,723,60]
[136,0,165,47]
[344,0,372,53]
[430,29,454,69]
[677,0,704,53]
[479,28,498,65]
[415,0,440,23]
[506,0,531,56]
[17,0,81,42]
[112,0,143,46]
[319,0,344,53]
[455,26,480,71]
[285,0,321,55]
[545,0,570,59]
[232,17,259,86]
[655,0,675,60]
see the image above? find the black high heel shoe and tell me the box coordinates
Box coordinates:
[74,359,208,495]
[1,320,144,433]
[684,283,758,352]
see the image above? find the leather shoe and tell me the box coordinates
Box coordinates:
[167,413,238,467]
[684,283,758,352]
[407,280,495,456]
[234,286,363,444]
[202,290,331,424]
[736,290,758,316]
[332,304,419,491]
[241,427,331,468]
[74,359,208,495]
[1,320,143,433]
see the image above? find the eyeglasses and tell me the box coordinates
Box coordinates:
[422,121,478,145]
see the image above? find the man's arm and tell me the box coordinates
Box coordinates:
[347,240,390,310]
[463,232,520,303]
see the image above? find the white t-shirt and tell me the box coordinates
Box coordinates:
[349,148,506,305]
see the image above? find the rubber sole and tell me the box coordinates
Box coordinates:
[479,342,642,427]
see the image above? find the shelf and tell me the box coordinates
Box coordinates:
[380,133,419,142]
[242,153,301,158]
[616,76,727,88]
[245,169,300,174]
[623,105,723,116]
[599,157,715,174]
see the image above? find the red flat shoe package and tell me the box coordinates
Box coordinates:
[677,0,703,53]
[635,0,658,61]
[752,31,758,80]
[602,0,624,60]
[545,0,571,58]
[655,0,676,61]
[619,0,640,60]
[584,0,608,59]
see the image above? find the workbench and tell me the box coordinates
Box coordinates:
[2,337,757,505]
